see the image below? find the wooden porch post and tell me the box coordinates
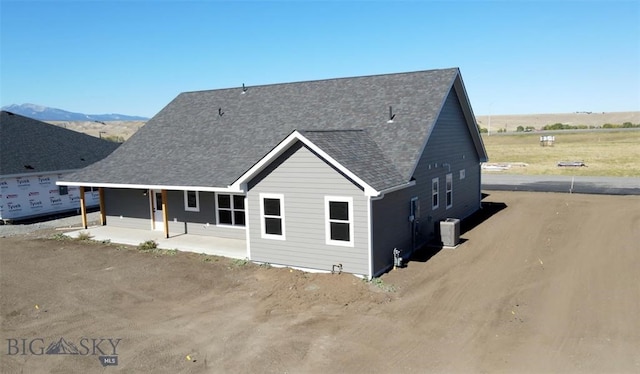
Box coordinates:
[161,189,169,238]
[79,186,87,229]
[99,187,106,226]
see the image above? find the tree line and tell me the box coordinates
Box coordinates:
[478,122,640,133]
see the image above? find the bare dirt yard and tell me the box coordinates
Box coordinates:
[1,191,639,373]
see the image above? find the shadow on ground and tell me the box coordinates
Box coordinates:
[409,196,507,264]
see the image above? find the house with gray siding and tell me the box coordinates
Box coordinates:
[58,68,487,278]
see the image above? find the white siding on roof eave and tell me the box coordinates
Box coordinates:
[55,181,241,193]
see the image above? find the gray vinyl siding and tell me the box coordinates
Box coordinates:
[370,87,482,275]
[370,185,420,276]
[413,87,482,236]
[162,190,244,239]
[247,142,370,276]
[104,188,150,230]
[104,188,244,239]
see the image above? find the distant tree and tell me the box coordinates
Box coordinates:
[516,125,525,132]
[543,123,578,131]
[104,135,125,143]
[497,128,506,133]
[479,127,488,133]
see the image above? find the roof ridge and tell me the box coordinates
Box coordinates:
[180,67,460,95]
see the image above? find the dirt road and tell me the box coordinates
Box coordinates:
[1,191,639,373]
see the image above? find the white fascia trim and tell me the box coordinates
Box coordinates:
[231,130,380,197]
[55,181,243,193]
[371,180,416,200]
[367,196,373,280]
[244,195,251,260]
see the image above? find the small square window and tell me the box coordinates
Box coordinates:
[184,191,200,212]
[59,186,68,196]
[263,198,281,216]
[218,194,231,209]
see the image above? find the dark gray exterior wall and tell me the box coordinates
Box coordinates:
[247,142,370,276]
[416,87,482,226]
[370,185,419,276]
[371,87,482,275]
[162,190,244,239]
[104,188,245,239]
[104,188,151,230]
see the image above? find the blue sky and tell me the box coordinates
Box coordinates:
[1,0,639,117]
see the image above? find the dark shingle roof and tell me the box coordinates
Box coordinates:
[0,111,120,176]
[300,130,405,190]
[62,68,477,191]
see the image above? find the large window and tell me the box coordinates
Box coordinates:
[260,193,285,239]
[217,194,245,226]
[184,191,200,212]
[325,196,354,247]
[446,173,453,209]
[432,177,439,210]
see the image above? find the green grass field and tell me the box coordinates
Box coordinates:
[481,130,640,177]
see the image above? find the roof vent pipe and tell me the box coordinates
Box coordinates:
[388,106,396,123]
[218,108,224,116]
[242,83,247,94]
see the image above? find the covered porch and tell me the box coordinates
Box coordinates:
[64,225,247,259]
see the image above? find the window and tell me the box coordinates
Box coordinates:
[216,194,245,226]
[460,169,466,180]
[325,196,354,247]
[59,186,69,196]
[184,190,200,212]
[431,177,439,210]
[260,193,284,239]
[446,173,453,209]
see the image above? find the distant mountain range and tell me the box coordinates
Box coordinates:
[1,103,149,121]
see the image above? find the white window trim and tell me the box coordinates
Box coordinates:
[184,190,200,212]
[446,173,453,209]
[460,169,466,180]
[432,177,439,210]
[259,193,285,240]
[215,193,246,228]
[325,196,354,247]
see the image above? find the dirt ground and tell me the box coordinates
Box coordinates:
[1,191,639,373]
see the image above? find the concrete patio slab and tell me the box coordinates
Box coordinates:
[64,225,247,259]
